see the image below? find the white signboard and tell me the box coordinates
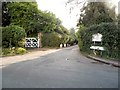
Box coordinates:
[92,33,102,42]
[90,46,104,51]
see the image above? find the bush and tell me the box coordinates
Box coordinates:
[41,32,62,47]
[2,48,16,56]
[2,47,27,56]
[16,47,27,54]
[2,25,26,48]
[2,48,12,56]
[77,23,119,59]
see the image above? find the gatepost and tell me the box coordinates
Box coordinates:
[38,32,42,48]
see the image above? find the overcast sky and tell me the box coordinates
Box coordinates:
[36,0,119,30]
[36,0,81,30]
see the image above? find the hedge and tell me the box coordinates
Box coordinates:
[77,23,119,59]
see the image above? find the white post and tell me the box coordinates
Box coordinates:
[64,44,66,47]
[60,44,62,48]
[38,38,40,48]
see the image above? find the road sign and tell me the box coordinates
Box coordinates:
[92,33,102,42]
[90,46,104,51]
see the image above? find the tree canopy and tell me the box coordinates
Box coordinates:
[2,2,70,37]
[77,2,115,27]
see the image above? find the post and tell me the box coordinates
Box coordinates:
[60,44,62,48]
[9,38,12,50]
[38,32,42,48]
[100,51,102,57]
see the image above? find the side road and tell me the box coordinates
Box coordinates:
[1,48,61,68]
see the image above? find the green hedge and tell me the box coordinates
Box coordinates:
[77,23,119,59]
[2,25,26,48]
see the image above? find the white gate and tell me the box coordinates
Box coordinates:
[25,38,40,48]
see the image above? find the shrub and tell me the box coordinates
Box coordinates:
[18,39,26,47]
[2,47,27,56]
[16,47,27,54]
[2,48,11,56]
[2,25,26,48]
[41,32,62,47]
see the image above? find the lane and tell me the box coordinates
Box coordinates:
[2,45,118,88]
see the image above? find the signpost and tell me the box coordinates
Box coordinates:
[90,33,105,56]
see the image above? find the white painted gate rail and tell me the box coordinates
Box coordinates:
[25,38,40,48]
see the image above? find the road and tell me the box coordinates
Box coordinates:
[2,45,118,88]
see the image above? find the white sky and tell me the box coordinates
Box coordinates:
[36,0,120,30]
[36,0,80,29]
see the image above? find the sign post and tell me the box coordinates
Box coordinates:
[90,33,105,56]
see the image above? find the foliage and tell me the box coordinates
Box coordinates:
[2,47,27,56]
[38,11,62,33]
[76,25,86,50]
[2,2,75,49]
[6,2,40,36]
[16,47,27,54]
[77,23,119,59]
[118,14,120,24]
[77,2,114,27]
[2,25,26,48]
[2,48,12,56]
[41,32,62,47]
[67,36,75,45]
[41,31,76,47]
[3,2,67,37]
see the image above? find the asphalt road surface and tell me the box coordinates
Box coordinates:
[2,45,118,88]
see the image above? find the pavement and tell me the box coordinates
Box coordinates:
[1,48,60,68]
[87,55,120,68]
[2,45,119,88]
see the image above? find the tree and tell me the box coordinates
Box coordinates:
[70,28,75,35]
[2,2,11,27]
[37,11,61,33]
[6,2,40,36]
[77,2,114,27]
[118,14,120,24]
[5,2,67,36]
[66,0,116,27]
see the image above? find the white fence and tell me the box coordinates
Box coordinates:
[25,38,40,48]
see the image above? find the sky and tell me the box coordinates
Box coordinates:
[36,0,80,30]
[36,0,120,30]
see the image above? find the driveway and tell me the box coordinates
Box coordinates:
[2,45,118,88]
